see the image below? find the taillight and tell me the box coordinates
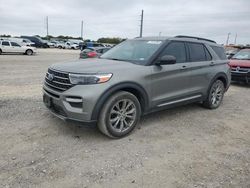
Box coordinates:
[87,51,97,58]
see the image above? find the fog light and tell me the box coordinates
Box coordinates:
[65,97,83,103]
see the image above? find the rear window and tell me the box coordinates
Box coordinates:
[187,43,211,62]
[82,48,94,53]
[210,46,227,60]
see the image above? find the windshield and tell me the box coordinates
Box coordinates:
[232,50,250,60]
[100,39,163,64]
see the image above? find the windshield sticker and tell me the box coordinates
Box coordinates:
[147,41,162,44]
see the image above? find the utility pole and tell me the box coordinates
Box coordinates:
[139,10,144,38]
[46,16,49,39]
[226,32,231,45]
[81,20,83,39]
[234,33,237,45]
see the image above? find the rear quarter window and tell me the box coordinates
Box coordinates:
[210,46,227,60]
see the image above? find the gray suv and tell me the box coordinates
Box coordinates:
[43,36,230,138]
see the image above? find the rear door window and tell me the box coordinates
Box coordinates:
[187,42,207,62]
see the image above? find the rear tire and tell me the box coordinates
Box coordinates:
[26,49,33,56]
[203,80,225,109]
[98,91,141,138]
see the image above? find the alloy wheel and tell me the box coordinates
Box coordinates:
[210,82,224,106]
[108,99,136,133]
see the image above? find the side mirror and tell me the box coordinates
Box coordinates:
[156,55,176,65]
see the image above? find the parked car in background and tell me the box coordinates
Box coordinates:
[21,36,49,48]
[65,42,79,50]
[0,40,36,55]
[80,47,111,58]
[43,40,56,48]
[225,48,241,59]
[43,36,230,138]
[229,49,250,84]
[56,42,66,49]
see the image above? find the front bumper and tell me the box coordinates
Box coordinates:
[42,83,109,125]
[231,71,250,83]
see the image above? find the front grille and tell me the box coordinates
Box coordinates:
[231,66,250,73]
[44,68,73,92]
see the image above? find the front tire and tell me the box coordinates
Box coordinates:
[203,80,225,109]
[98,91,141,138]
[26,49,33,56]
[0,49,2,55]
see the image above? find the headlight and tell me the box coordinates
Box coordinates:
[69,73,112,85]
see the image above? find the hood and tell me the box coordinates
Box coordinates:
[50,58,141,74]
[229,59,250,68]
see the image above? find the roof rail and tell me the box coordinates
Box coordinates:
[175,35,216,43]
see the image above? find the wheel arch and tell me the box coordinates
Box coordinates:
[212,72,229,89]
[206,72,229,96]
[91,82,149,121]
[26,49,33,53]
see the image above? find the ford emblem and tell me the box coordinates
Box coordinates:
[48,73,54,81]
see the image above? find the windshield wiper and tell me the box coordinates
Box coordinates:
[105,58,126,61]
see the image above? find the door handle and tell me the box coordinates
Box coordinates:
[181,65,187,69]
[210,62,215,66]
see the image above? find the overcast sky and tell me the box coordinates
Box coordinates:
[0,0,250,44]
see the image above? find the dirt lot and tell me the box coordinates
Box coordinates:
[0,49,249,188]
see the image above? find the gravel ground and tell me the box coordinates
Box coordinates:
[0,49,250,188]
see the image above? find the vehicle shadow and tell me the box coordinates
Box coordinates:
[0,53,26,55]
[49,103,203,141]
[49,116,109,141]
